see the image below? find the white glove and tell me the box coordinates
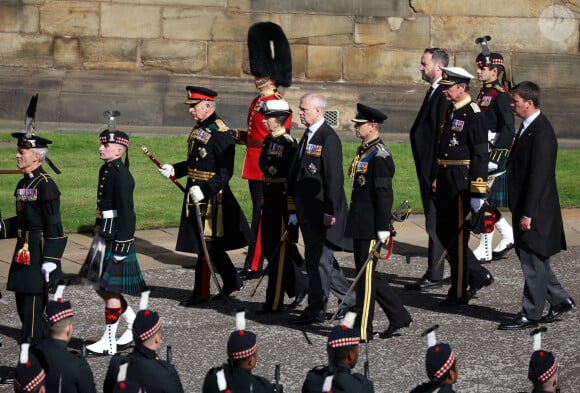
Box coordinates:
[488,161,498,172]
[488,130,497,143]
[113,254,127,263]
[189,185,204,203]
[41,262,57,282]
[288,214,298,226]
[377,231,390,243]
[470,198,485,213]
[158,164,174,179]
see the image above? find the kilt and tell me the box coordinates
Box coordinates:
[99,241,147,295]
[488,161,509,208]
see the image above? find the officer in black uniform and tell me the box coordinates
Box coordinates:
[302,311,374,393]
[257,99,308,313]
[14,343,47,393]
[435,67,494,306]
[1,133,66,344]
[202,310,280,393]
[103,295,185,393]
[345,104,412,342]
[32,286,97,393]
[158,86,252,306]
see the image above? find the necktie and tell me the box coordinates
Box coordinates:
[421,87,433,108]
[510,122,524,149]
[299,128,310,158]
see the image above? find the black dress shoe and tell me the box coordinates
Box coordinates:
[179,295,209,307]
[378,318,412,339]
[468,273,494,299]
[288,310,326,325]
[239,269,263,280]
[539,297,576,323]
[329,304,351,321]
[491,243,514,260]
[404,276,443,291]
[287,293,307,310]
[438,296,469,307]
[498,313,538,330]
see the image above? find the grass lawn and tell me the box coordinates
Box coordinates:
[1,132,578,233]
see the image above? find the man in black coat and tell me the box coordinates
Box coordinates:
[345,103,412,341]
[407,48,451,291]
[158,86,252,306]
[288,93,355,325]
[498,81,574,330]
[2,133,66,344]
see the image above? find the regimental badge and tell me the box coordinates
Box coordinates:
[268,165,278,176]
[479,96,492,107]
[254,100,266,113]
[199,147,207,158]
[305,144,322,157]
[356,161,369,174]
[450,137,459,147]
[307,162,317,174]
[268,143,284,157]
[451,119,464,132]
[16,188,37,202]
[194,129,212,144]
[357,174,366,187]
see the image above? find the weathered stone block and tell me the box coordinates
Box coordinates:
[411,0,545,17]
[343,48,424,83]
[208,42,243,77]
[101,4,160,39]
[54,37,81,69]
[247,0,410,17]
[211,12,251,41]
[512,53,580,89]
[306,46,342,81]
[277,14,354,46]
[39,1,99,36]
[0,4,38,33]
[79,38,138,71]
[162,8,220,41]
[0,33,53,67]
[290,44,307,80]
[355,15,430,49]
[142,40,206,74]
[120,0,226,6]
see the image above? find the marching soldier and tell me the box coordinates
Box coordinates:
[257,99,307,313]
[82,128,147,355]
[525,328,559,393]
[238,22,293,280]
[435,67,494,306]
[14,344,47,393]
[32,286,97,393]
[2,130,66,344]
[346,103,412,341]
[158,86,251,306]
[103,292,184,393]
[302,311,374,393]
[202,310,281,393]
[472,38,515,262]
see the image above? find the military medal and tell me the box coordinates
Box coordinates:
[199,147,207,158]
[307,162,317,174]
[450,137,459,146]
[305,144,322,157]
[16,188,37,202]
[357,174,366,187]
[268,165,278,175]
[451,119,464,132]
[194,129,212,144]
[480,96,492,107]
[268,143,284,157]
[356,161,369,174]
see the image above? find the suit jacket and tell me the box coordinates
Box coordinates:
[507,112,566,258]
[290,121,352,251]
[409,85,449,191]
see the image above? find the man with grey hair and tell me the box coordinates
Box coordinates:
[288,93,355,325]
[1,133,66,343]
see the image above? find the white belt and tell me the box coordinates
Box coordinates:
[101,210,118,219]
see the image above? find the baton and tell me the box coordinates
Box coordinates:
[328,239,385,322]
[0,170,24,175]
[193,203,226,301]
[141,146,186,193]
[250,229,290,297]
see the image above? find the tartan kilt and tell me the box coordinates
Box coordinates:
[99,241,147,295]
[488,161,509,208]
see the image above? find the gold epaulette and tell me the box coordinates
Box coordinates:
[494,85,506,93]
[470,102,481,113]
[215,119,230,132]
[470,177,488,194]
[283,133,295,142]
[274,91,284,100]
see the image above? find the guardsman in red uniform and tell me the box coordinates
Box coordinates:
[237,22,293,279]
[471,39,516,263]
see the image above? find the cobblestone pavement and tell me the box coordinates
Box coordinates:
[1,213,579,392]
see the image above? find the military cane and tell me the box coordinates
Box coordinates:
[193,202,227,301]
[250,229,290,297]
[141,146,187,193]
[328,239,386,322]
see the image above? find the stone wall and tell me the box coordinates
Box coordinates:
[0,0,578,137]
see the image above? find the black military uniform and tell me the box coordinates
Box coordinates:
[435,68,493,304]
[258,100,307,312]
[2,133,66,344]
[203,311,279,393]
[302,312,373,393]
[103,308,184,393]
[173,86,251,305]
[32,296,97,393]
[345,104,411,342]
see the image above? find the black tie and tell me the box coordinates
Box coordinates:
[299,128,311,158]
[421,86,434,108]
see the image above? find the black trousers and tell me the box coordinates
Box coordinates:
[192,247,241,299]
[15,292,46,344]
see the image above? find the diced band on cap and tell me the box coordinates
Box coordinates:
[327,336,360,348]
[229,342,258,360]
[434,351,455,378]
[136,318,161,341]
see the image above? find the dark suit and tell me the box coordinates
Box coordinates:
[409,84,449,281]
[507,112,569,320]
[290,121,354,316]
